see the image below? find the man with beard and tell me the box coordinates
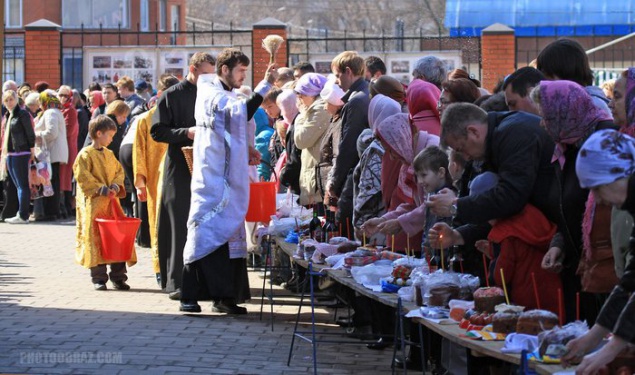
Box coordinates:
[179,48,278,314]
[151,52,215,299]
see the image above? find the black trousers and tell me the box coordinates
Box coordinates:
[34,162,60,219]
[90,262,127,284]
[1,178,19,220]
[181,243,251,304]
[119,144,150,247]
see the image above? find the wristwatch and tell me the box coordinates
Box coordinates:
[449,203,458,216]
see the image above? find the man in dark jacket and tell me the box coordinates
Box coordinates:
[429,103,560,238]
[427,104,592,319]
[327,51,370,237]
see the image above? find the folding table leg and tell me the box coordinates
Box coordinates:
[259,239,269,321]
[286,270,306,367]
[308,263,318,375]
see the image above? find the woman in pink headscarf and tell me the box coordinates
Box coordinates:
[88,91,105,116]
[277,89,301,195]
[361,113,439,252]
[532,79,616,324]
[406,79,441,135]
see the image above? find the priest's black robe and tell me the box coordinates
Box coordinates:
[151,79,196,292]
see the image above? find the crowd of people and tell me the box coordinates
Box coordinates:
[1,37,633,374]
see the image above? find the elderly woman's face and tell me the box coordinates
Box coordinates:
[27,102,39,113]
[58,90,71,104]
[296,93,316,110]
[609,77,628,127]
[592,177,629,207]
[324,102,342,117]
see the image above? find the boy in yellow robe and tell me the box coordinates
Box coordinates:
[73,115,137,290]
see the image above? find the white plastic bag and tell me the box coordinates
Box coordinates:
[350,264,393,285]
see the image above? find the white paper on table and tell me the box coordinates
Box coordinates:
[362,283,383,292]
[405,309,457,325]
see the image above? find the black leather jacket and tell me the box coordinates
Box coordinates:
[4,106,35,153]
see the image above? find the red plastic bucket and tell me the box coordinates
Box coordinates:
[245,181,277,222]
[95,199,141,261]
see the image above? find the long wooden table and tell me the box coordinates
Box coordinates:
[275,237,576,374]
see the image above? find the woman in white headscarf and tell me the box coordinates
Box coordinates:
[562,129,635,374]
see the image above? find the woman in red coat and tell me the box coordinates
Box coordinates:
[57,85,79,217]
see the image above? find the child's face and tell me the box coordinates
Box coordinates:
[448,160,464,182]
[262,100,280,119]
[94,129,116,148]
[415,168,446,194]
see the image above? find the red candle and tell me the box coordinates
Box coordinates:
[531,272,541,309]
[346,218,351,240]
[339,223,342,237]
[558,288,564,326]
[459,260,464,274]
[576,292,580,321]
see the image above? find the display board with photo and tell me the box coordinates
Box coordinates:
[84,47,228,90]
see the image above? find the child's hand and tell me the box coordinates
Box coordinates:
[541,246,564,273]
[428,222,454,248]
[97,186,110,196]
[361,217,385,236]
[136,186,147,202]
[377,219,402,235]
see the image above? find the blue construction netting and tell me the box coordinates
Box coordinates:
[445,0,635,37]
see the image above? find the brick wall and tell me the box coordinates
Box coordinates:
[25,29,61,88]
[481,25,515,93]
[251,26,287,85]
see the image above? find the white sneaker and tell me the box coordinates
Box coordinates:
[6,216,29,224]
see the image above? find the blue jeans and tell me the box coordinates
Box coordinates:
[7,154,31,220]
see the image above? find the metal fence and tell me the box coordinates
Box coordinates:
[516,35,635,84]
[59,22,252,89]
[287,28,482,80]
[3,30,25,84]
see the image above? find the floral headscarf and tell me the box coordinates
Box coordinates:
[376,113,414,164]
[539,80,612,168]
[368,94,401,131]
[576,129,635,189]
[39,90,61,111]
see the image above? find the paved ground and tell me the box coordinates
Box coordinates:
[0,219,395,374]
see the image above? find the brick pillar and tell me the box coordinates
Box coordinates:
[25,19,62,88]
[252,18,288,85]
[481,23,515,93]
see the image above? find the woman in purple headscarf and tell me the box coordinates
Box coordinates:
[531,80,617,324]
[293,73,330,207]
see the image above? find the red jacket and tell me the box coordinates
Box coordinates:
[59,104,79,192]
[489,204,562,314]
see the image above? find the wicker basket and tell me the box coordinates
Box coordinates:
[181,146,194,175]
